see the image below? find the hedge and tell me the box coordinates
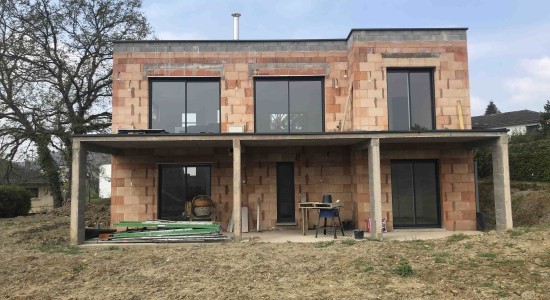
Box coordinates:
[509,139,550,182]
[0,185,32,218]
[474,136,550,182]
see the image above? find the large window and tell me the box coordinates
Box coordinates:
[150,78,220,133]
[159,164,211,220]
[255,77,324,133]
[387,69,434,131]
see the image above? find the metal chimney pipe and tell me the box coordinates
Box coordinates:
[231,13,241,40]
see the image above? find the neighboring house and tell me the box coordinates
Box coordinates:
[98,164,111,198]
[70,27,513,244]
[472,110,541,134]
[0,163,54,212]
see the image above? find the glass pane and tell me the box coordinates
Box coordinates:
[413,162,438,225]
[151,81,185,133]
[276,163,295,222]
[387,72,410,130]
[289,80,323,133]
[159,166,186,220]
[187,81,220,133]
[160,165,211,221]
[391,162,415,225]
[409,72,434,130]
[255,80,289,133]
[185,166,211,202]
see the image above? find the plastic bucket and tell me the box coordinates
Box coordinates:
[353,229,364,239]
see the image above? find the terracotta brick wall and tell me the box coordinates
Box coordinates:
[244,146,353,230]
[110,30,476,231]
[110,146,355,230]
[350,145,476,232]
[348,41,471,131]
[112,30,471,133]
[112,51,350,133]
[439,149,476,230]
[111,145,476,232]
[110,147,234,226]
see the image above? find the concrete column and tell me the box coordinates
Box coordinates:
[492,134,513,230]
[70,140,87,245]
[367,138,383,238]
[232,139,242,242]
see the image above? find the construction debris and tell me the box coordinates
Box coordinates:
[95,220,231,243]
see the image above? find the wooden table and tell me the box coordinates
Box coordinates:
[299,202,343,235]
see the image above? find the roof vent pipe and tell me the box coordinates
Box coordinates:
[231,13,241,40]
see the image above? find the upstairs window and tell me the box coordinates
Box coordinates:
[150,78,220,133]
[255,77,324,133]
[387,69,435,131]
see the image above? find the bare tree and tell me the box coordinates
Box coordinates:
[0,0,152,207]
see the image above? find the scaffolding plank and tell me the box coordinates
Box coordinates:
[110,228,218,239]
[113,220,221,230]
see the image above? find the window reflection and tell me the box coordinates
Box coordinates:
[256,77,323,133]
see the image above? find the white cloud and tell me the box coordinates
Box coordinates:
[520,57,550,79]
[504,56,550,108]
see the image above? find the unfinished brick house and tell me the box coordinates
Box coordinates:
[70,27,513,244]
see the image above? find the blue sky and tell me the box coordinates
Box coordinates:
[142,0,550,116]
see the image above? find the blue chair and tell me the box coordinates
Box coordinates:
[315,207,345,239]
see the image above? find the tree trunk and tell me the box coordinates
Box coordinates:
[35,138,64,208]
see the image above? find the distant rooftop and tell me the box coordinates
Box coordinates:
[0,162,48,185]
[472,110,541,129]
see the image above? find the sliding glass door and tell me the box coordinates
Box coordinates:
[158,164,211,220]
[391,160,440,227]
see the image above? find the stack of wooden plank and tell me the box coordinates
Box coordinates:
[100,220,231,243]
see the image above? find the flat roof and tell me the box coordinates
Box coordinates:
[113,28,468,44]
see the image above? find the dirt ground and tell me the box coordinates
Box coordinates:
[1,185,549,299]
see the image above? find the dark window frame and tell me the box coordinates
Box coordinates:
[253,76,325,133]
[157,163,212,220]
[386,68,436,131]
[148,77,222,134]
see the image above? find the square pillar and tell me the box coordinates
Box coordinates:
[70,140,87,245]
[492,134,513,230]
[232,139,242,242]
[368,138,383,238]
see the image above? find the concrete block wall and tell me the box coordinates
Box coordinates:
[243,146,353,230]
[439,149,476,230]
[110,146,355,230]
[112,29,471,133]
[109,29,477,232]
[348,40,471,130]
[350,145,476,232]
[112,50,350,133]
[110,147,235,227]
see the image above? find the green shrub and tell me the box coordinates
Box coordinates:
[393,258,414,276]
[475,136,550,182]
[0,185,32,218]
[341,239,356,246]
[447,233,469,242]
[314,241,335,248]
[353,258,374,272]
[509,138,550,181]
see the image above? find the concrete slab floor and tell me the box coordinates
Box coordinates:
[237,228,483,243]
[80,229,482,246]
